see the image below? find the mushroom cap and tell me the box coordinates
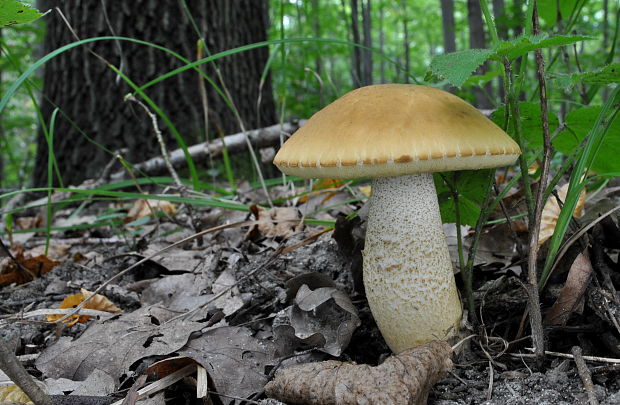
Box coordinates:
[273,84,521,179]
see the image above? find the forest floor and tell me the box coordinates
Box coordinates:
[1,179,620,405]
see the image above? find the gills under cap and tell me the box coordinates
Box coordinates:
[273,84,521,179]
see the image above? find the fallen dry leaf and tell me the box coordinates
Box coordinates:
[0,384,33,404]
[36,306,204,383]
[0,245,61,286]
[126,198,176,222]
[539,183,586,246]
[177,326,275,401]
[46,288,121,326]
[273,281,360,357]
[544,250,593,326]
[265,340,452,405]
[247,205,302,240]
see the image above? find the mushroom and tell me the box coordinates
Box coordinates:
[273,84,521,353]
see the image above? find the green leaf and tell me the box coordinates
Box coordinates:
[537,0,558,27]
[493,34,592,60]
[492,102,559,149]
[434,170,492,226]
[553,106,620,174]
[429,34,592,87]
[0,0,43,27]
[462,69,502,87]
[559,0,579,20]
[548,62,620,89]
[429,49,495,87]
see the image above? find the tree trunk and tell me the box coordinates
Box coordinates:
[350,0,362,88]
[467,0,493,108]
[361,0,373,86]
[34,0,276,187]
[440,0,456,53]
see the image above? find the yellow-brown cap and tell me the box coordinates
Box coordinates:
[273,84,521,179]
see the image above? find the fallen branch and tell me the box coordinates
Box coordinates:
[109,120,306,181]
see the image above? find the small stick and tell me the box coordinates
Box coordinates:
[524,1,551,368]
[571,346,599,405]
[0,338,52,405]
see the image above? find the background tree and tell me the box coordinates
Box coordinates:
[34,0,276,187]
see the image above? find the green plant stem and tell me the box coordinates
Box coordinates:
[505,61,535,221]
[462,169,496,324]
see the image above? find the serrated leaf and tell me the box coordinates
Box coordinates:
[492,102,559,149]
[429,34,592,87]
[434,170,492,226]
[0,0,43,27]
[494,34,592,60]
[549,63,620,89]
[553,106,620,174]
[429,49,495,87]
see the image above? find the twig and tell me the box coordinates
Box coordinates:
[125,95,182,188]
[512,350,620,364]
[524,2,550,368]
[0,338,53,405]
[571,346,600,405]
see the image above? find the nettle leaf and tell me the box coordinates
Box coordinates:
[548,63,620,89]
[0,0,43,27]
[492,102,559,149]
[493,34,592,60]
[434,170,492,226]
[429,34,591,87]
[553,106,620,175]
[429,49,495,87]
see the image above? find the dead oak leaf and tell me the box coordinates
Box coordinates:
[0,245,61,286]
[46,288,121,326]
[265,340,452,405]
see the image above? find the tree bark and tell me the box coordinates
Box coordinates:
[34,0,276,187]
[467,0,493,108]
[350,0,362,88]
[439,0,456,53]
[361,0,373,86]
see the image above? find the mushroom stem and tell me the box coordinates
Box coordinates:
[363,173,462,353]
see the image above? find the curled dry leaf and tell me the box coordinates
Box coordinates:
[246,205,302,240]
[539,183,586,246]
[544,250,593,326]
[265,340,452,405]
[126,198,176,222]
[0,245,61,286]
[46,288,121,326]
